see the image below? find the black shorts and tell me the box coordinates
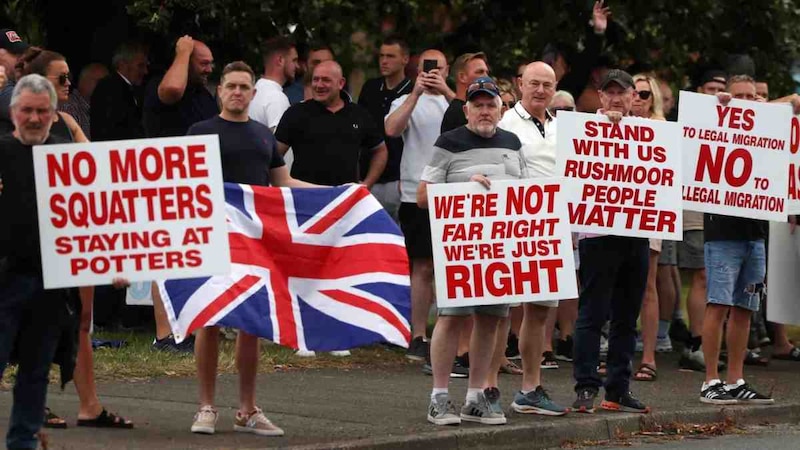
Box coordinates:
[399,202,433,259]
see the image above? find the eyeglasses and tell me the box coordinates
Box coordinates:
[635,90,652,100]
[467,80,499,95]
[54,73,71,86]
[548,106,575,116]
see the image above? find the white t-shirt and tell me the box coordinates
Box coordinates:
[389,93,449,202]
[498,102,557,177]
[249,78,290,130]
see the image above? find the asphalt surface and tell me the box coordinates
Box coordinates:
[597,423,800,449]
[2,351,800,449]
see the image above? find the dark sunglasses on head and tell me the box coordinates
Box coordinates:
[467,80,499,94]
[56,73,71,86]
[635,90,652,100]
[549,106,575,115]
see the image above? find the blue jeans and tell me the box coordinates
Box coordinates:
[0,275,63,450]
[573,236,649,397]
[705,240,766,312]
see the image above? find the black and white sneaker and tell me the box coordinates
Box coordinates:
[699,380,738,405]
[725,379,774,404]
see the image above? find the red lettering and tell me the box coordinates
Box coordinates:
[694,144,752,187]
[70,257,88,275]
[50,194,67,228]
[446,265,471,298]
[55,236,71,254]
[109,149,138,182]
[185,249,202,267]
[791,116,799,155]
[187,145,209,177]
[139,147,164,181]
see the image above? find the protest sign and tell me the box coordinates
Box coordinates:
[427,178,577,308]
[767,221,800,325]
[679,91,790,221]
[555,111,683,239]
[126,281,154,306]
[787,115,800,214]
[33,135,230,289]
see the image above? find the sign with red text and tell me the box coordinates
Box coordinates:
[787,115,800,214]
[427,179,577,307]
[33,135,230,289]
[555,111,683,239]
[679,91,790,221]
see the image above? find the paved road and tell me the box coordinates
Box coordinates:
[596,423,800,449]
[2,351,800,449]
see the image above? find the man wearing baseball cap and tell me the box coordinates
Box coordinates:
[0,28,30,133]
[571,68,651,415]
[417,76,526,426]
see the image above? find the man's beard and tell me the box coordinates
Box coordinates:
[472,122,496,138]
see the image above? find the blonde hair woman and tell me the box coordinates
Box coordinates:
[632,73,672,383]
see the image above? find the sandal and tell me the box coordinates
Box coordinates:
[43,407,67,429]
[743,349,769,367]
[633,363,657,382]
[499,360,523,375]
[772,347,800,361]
[76,408,134,429]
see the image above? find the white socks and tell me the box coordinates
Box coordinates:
[431,388,448,401]
[466,388,482,404]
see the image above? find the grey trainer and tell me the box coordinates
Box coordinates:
[427,393,461,426]
[460,389,507,425]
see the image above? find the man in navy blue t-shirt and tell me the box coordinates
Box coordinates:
[183,61,316,437]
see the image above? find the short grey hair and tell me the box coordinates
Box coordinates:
[10,74,57,110]
[111,42,147,69]
[466,94,503,111]
[551,90,575,106]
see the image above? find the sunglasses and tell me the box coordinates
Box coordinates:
[467,80,499,95]
[635,90,652,100]
[53,73,71,86]
[548,106,575,115]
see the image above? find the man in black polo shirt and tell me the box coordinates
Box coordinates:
[142,35,219,352]
[358,35,412,220]
[142,35,219,137]
[276,60,387,187]
[0,74,72,450]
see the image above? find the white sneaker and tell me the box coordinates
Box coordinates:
[295,350,317,357]
[191,405,218,434]
[329,350,351,357]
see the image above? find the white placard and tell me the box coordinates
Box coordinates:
[555,111,683,239]
[767,221,800,325]
[33,135,230,289]
[125,281,154,306]
[427,178,577,308]
[679,91,791,221]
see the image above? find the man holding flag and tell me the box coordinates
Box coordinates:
[148,60,411,438]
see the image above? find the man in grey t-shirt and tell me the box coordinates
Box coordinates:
[416,77,521,427]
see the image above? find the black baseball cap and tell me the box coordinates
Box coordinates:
[0,29,28,54]
[466,76,500,100]
[699,69,727,86]
[600,69,634,90]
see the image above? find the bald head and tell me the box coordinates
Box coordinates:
[519,61,557,118]
[418,49,448,78]
[314,60,343,79]
[189,41,213,85]
[312,60,346,106]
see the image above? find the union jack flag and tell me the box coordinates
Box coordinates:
[158,184,411,352]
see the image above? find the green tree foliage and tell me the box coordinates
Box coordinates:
[127,0,799,93]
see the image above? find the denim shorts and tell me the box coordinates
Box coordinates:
[704,240,766,312]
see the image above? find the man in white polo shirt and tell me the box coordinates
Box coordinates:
[385,49,454,361]
[250,36,297,133]
[497,61,568,416]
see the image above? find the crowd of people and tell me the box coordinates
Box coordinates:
[1,0,800,447]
